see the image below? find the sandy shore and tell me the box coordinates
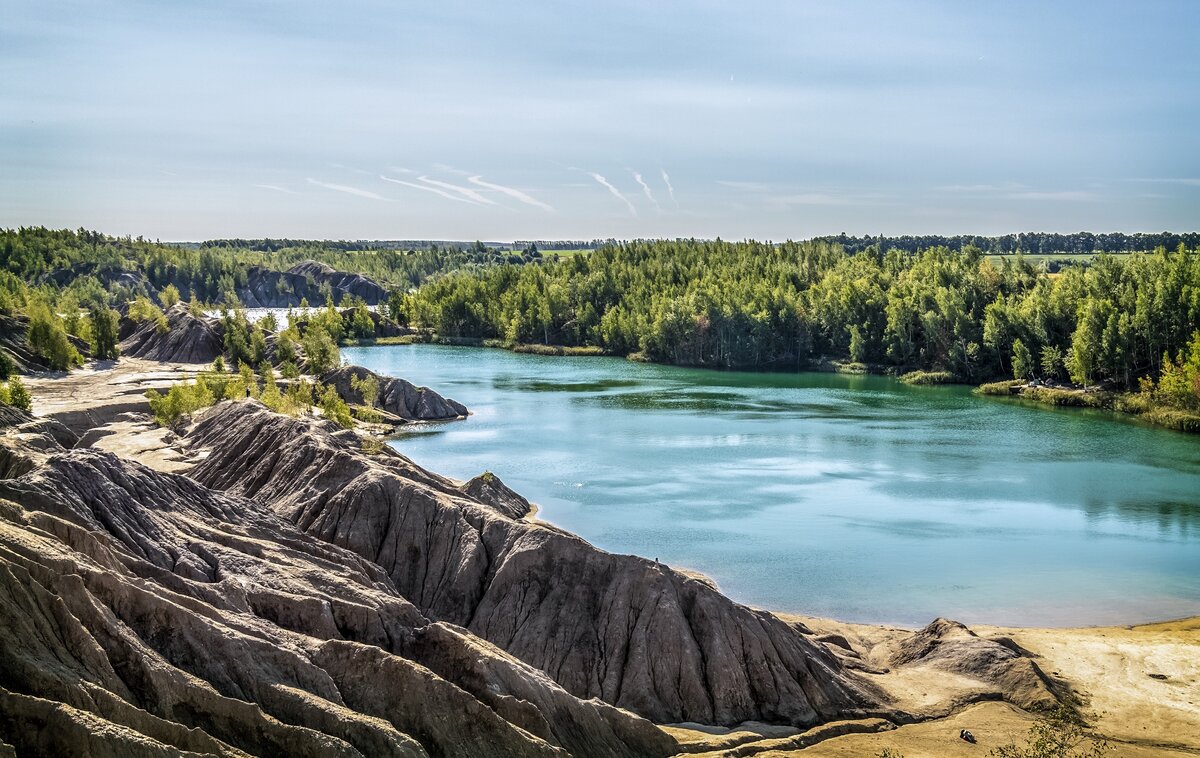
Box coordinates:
[23,360,1200,756]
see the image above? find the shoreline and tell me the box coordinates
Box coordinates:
[20,358,1200,756]
[346,336,1200,435]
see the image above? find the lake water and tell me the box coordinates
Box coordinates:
[343,344,1200,627]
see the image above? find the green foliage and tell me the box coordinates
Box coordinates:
[188,294,206,317]
[899,370,954,385]
[146,378,217,425]
[0,350,14,380]
[349,302,375,338]
[402,241,1200,391]
[128,296,168,333]
[211,356,225,373]
[318,384,353,429]
[220,308,267,368]
[349,371,380,421]
[990,707,1110,758]
[301,323,340,375]
[5,377,32,411]
[89,306,121,360]
[978,380,1023,395]
[279,359,300,380]
[26,299,83,371]
[159,283,181,307]
[1012,338,1033,381]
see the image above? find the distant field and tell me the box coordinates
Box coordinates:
[984,251,1133,267]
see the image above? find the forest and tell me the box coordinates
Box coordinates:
[3,227,1200,430]
[398,239,1200,394]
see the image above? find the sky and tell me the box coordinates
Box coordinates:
[2,1,1198,241]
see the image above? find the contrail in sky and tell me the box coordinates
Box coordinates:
[588,172,637,216]
[468,176,554,211]
[379,174,481,204]
[632,170,660,211]
[661,168,677,207]
[306,178,384,200]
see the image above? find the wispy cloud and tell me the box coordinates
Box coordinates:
[716,180,771,192]
[631,170,660,211]
[469,176,554,211]
[1129,177,1200,187]
[419,176,495,205]
[432,162,471,176]
[661,168,677,207]
[306,178,385,200]
[768,193,854,207]
[379,174,479,204]
[587,171,637,216]
[1006,190,1096,201]
[936,182,1025,193]
[254,184,298,195]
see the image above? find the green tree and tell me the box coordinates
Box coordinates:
[26,300,82,371]
[159,283,181,307]
[301,324,340,375]
[8,377,32,412]
[89,306,121,360]
[1012,338,1033,381]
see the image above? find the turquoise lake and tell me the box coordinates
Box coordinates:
[343,344,1200,627]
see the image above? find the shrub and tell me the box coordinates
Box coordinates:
[6,377,31,411]
[26,300,82,371]
[159,283,181,308]
[990,706,1110,758]
[900,370,955,385]
[1143,408,1200,434]
[89,306,121,360]
[977,380,1022,396]
[319,384,353,429]
[145,379,217,426]
[301,324,340,375]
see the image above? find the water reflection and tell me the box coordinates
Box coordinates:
[344,344,1200,626]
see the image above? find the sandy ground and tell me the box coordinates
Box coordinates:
[670,616,1200,756]
[20,359,1200,757]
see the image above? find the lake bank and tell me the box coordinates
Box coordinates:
[345,343,1200,629]
[17,358,1200,756]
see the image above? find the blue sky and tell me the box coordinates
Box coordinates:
[2,1,1197,241]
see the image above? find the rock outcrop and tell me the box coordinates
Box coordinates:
[0,314,91,373]
[120,303,224,364]
[287,260,387,304]
[888,618,1063,711]
[461,471,532,519]
[323,365,468,421]
[0,413,674,757]
[184,401,887,728]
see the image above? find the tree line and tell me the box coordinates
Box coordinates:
[398,239,1200,391]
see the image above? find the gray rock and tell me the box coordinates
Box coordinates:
[0,418,672,756]
[323,365,467,421]
[185,401,887,728]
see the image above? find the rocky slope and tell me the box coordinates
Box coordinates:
[0,408,675,757]
[184,401,889,728]
[120,303,224,364]
[286,261,387,305]
[0,314,92,373]
[322,365,468,421]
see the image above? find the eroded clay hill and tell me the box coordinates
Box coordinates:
[183,401,889,728]
[0,407,675,757]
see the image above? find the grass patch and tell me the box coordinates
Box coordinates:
[899,370,955,385]
[977,380,1023,396]
[1143,408,1200,433]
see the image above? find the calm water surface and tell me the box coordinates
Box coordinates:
[343,344,1200,627]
